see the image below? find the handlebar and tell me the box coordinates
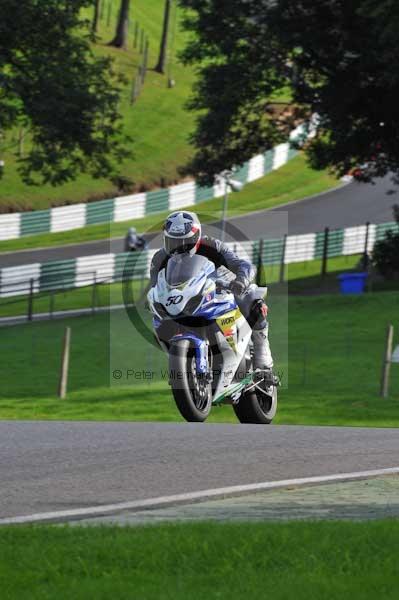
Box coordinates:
[215,278,233,293]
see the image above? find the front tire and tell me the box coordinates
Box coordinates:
[169,340,212,423]
[233,384,277,424]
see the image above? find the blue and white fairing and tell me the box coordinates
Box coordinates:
[147,254,236,321]
[147,254,253,400]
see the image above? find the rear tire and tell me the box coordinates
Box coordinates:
[233,384,277,424]
[169,340,212,423]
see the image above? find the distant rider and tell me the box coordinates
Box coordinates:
[150,211,277,382]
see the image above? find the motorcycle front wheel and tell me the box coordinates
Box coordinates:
[169,339,212,423]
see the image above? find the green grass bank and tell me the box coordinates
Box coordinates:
[1,291,399,426]
[1,521,398,600]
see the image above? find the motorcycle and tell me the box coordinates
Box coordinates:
[125,227,149,252]
[147,253,278,424]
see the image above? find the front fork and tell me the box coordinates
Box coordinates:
[153,318,210,377]
[169,333,209,375]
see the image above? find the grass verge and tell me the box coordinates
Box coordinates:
[1,291,399,425]
[1,521,399,599]
[0,154,340,253]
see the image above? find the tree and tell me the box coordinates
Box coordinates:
[0,0,127,185]
[179,0,399,185]
[109,0,130,49]
[155,0,172,74]
[92,0,101,35]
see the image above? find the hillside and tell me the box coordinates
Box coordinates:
[0,0,197,211]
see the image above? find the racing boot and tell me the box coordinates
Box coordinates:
[251,326,279,387]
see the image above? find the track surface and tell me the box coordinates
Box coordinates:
[1,421,398,521]
[1,175,398,268]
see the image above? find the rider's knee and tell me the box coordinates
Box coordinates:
[247,299,268,330]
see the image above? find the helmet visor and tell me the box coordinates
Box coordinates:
[165,235,198,255]
[164,225,201,254]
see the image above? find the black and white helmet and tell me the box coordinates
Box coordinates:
[163,211,201,256]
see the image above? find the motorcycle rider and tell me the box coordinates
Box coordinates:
[150,211,277,382]
[124,227,148,252]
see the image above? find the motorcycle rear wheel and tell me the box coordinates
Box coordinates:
[169,340,212,423]
[233,384,277,424]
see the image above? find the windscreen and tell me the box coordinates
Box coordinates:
[165,254,212,286]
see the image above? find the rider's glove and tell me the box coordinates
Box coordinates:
[230,276,249,297]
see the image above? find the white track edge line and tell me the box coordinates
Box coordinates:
[1,466,399,525]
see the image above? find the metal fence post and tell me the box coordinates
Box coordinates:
[92,273,97,314]
[279,235,287,283]
[363,221,370,268]
[27,278,34,321]
[256,239,264,286]
[140,28,144,54]
[142,39,149,83]
[380,324,394,398]
[131,71,141,104]
[58,327,71,399]
[134,21,139,48]
[321,227,329,277]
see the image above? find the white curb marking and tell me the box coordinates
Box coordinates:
[1,466,399,525]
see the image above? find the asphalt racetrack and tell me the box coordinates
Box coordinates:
[1,174,398,268]
[1,421,398,523]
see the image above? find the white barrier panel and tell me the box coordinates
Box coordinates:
[0,263,41,297]
[0,213,20,241]
[272,143,290,170]
[247,154,265,183]
[343,225,367,256]
[114,193,146,222]
[213,178,226,199]
[51,204,86,233]
[285,234,316,264]
[169,181,196,211]
[75,254,115,287]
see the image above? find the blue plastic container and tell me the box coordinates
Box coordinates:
[337,272,368,295]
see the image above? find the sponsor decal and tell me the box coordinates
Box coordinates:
[216,309,243,353]
[221,316,235,326]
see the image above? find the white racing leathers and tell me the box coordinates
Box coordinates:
[236,285,274,370]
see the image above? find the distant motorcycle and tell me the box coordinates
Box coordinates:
[125,227,148,252]
[147,253,278,423]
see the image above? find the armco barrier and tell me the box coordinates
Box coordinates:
[0,125,310,242]
[1,219,398,300]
